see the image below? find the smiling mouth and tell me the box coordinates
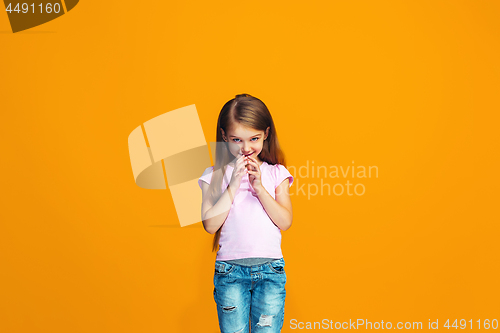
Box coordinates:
[243,152,253,156]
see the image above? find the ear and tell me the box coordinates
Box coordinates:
[265,127,270,140]
[220,128,226,141]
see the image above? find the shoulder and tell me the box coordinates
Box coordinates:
[198,166,214,188]
[265,162,289,173]
[201,166,214,176]
[264,162,294,188]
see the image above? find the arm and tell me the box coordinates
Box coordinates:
[200,181,239,234]
[201,154,248,234]
[255,179,293,231]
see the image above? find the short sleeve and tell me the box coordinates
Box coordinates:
[198,166,214,189]
[274,164,294,188]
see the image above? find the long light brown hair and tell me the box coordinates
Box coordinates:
[208,93,288,252]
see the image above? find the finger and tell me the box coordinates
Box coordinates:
[230,155,244,166]
[245,158,256,166]
[239,161,249,172]
[247,155,259,164]
[246,159,259,171]
[240,160,247,168]
[237,156,247,167]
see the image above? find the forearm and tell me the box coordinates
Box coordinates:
[255,186,292,231]
[202,183,239,234]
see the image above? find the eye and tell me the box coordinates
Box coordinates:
[251,137,258,141]
[232,139,241,143]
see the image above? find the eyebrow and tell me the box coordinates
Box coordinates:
[229,134,262,138]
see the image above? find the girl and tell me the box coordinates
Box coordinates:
[198,94,294,333]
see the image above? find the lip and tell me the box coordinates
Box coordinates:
[243,152,253,157]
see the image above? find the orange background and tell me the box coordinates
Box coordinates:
[1,1,499,332]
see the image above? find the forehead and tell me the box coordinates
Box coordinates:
[227,124,263,137]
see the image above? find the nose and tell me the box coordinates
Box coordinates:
[242,143,251,154]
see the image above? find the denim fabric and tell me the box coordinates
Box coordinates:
[213,258,287,333]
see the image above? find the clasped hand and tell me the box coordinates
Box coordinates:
[228,153,263,194]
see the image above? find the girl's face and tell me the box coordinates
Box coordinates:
[222,124,270,162]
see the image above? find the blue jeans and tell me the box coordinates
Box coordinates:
[213,258,287,333]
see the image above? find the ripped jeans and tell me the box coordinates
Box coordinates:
[213,258,287,333]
